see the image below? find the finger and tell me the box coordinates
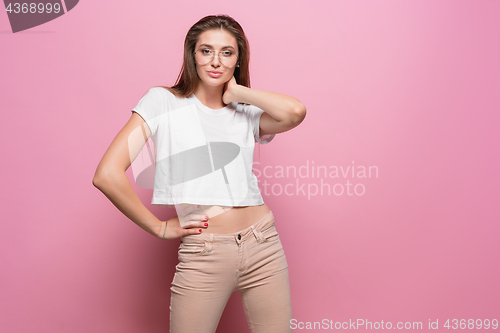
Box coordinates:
[182,214,208,228]
[181,220,198,228]
[187,228,203,235]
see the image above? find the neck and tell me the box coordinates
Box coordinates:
[193,81,226,109]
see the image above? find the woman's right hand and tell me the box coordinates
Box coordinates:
[160,213,209,240]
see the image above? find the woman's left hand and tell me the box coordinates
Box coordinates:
[222,75,240,104]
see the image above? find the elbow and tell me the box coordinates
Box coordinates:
[292,103,307,125]
[92,173,104,189]
[92,168,111,189]
[93,167,124,189]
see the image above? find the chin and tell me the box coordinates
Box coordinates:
[203,81,225,88]
[202,76,231,87]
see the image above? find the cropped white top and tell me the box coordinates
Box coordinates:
[131,87,275,207]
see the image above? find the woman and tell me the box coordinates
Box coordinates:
[93,14,306,333]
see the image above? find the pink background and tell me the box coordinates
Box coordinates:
[1,0,499,332]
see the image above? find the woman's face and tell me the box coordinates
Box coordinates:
[194,29,238,89]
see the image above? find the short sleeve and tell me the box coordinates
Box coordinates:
[238,103,276,145]
[131,87,163,136]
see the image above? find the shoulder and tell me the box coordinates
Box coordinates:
[149,86,176,100]
[151,86,196,105]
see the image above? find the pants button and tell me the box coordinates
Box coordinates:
[237,234,241,240]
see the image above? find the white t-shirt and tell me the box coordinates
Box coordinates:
[131,87,275,207]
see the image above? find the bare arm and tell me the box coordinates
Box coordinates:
[92,112,207,240]
[223,76,307,136]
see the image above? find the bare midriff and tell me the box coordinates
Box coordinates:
[203,204,271,234]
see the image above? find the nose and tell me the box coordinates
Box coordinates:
[210,52,222,67]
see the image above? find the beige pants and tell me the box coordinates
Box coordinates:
[169,211,292,333]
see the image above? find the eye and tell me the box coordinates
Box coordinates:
[200,48,212,55]
[221,50,234,57]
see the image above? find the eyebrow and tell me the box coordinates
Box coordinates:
[198,43,236,50]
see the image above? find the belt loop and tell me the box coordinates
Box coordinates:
[251,225,265,243]
[203,234,214,253]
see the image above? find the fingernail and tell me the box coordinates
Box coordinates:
[199,229,202,233]
[205,216,209,220]
[204,223,208,226]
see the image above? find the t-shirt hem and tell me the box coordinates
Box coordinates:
[131,108,154,135]
[151,197,265,206]
[256,133,276,144]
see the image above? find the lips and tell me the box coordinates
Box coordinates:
[208,71,222,78]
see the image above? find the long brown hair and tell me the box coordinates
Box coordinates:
[157,14,251,98]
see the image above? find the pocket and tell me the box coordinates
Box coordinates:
[178,242,208,256]
[262,228,280,243]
